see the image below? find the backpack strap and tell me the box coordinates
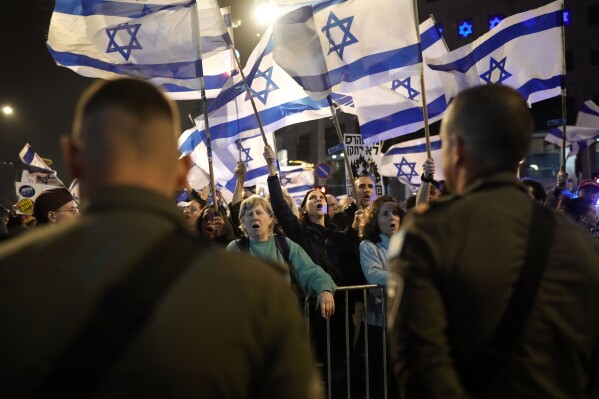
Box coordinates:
[273,234,291,265]
[31,232,204,398]
[463,204,556,395]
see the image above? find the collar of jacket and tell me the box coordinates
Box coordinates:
[81,185,188,231]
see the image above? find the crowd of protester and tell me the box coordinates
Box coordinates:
[1,79,598,398]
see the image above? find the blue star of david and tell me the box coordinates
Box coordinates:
[240,146,253,168]
[280,174,293,186]
[479,56,512,84]
[106,23,142,61]
[391,78,420,101]
[394,157,418,182]
[489,17,502,29]
[245,66,278,105]
[321,12,358,59]
[458,21,473,38]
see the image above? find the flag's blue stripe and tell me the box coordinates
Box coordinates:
[223,12,232,28]
[54,0,192,17]
[313,0,348,13]
[516,75,563,100]
[429,10,562,73]
[48,45,203,78]
[282,167,304,174]
[213,97,329,141]
[330,93,354,108]
[420,25,442,52]
[49,45,232,89]
[179,130,206,155]
[361,95,447,141]
[581,103,599,118]
[292,44,421,92]
[245,166,269,182]
[23,147,35,165]
[287,185,314,194]
[384,139,442,156]
[548,127,562,139]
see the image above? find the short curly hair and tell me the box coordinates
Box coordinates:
[359,196,405,243]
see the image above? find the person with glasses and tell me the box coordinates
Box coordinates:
[33,187,80,225]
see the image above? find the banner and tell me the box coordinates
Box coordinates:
[343,133,384,198]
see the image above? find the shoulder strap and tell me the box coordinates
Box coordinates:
[236,236,250,252]
[273,234,291,265]
[465,204,556,395]
[31,232,204,398]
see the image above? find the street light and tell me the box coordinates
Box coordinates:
[2,105,13,116]
[253,2,285,26]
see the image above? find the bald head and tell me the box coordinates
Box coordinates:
[443,85,532,172]
[65,78,188,197]
[440,85,532,193]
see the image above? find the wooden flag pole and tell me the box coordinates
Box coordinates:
[191,2,218,210]
[560,2,567,169]
[327,95,362,209]
[413,0,432,160]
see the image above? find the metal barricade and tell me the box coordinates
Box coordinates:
[304,284,388,399]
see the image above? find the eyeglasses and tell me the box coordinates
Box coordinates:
[55,207,80,216]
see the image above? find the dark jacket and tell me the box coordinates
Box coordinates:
[267,175,365,286]
[387,172,599,398]
[0,186,320,399]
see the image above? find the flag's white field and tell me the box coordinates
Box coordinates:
[427,1,564,104]
[273,0,421,99]
[185,163,234,204]
[180,126,276,197]
[545,100,599,157]
[279,165,315,199]
[353,18,449,145]
[577,100,599,127]
[380,135,444,190]
[19,143,64,186]
[179,26,330,151]
[47,0,234,99]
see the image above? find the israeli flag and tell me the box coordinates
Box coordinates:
[185,163,234,204]
[577,100,599,128]
[545,100,599,157]
[353,18,449,145]
[180,26,330,150]
[380,135,444,190]
[18,143,64,186]
[179,126,276,197]
[47,0,235,99]
[279,165,315,200]
[273,0,421,100]
[426,1,564,105]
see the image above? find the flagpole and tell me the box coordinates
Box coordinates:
[191,1,218,210]
[327,95,362,209]
[232,50,269,146]
[411,0,432,162]
[560,2,567,169]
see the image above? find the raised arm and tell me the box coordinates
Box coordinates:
[231,160,247,206]
[416,158,435,206]
[263,145,304,241]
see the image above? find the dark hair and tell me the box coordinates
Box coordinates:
[445,85,533,173]
[360,196,405,243]
[299,188,332,225]
[521,178,547,204]
[404,194,417,211]
[196,206,235,242]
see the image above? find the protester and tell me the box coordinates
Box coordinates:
[415,159,441,205]
[182,198,202,231]
[33,187,79,225]
[0,78,321,398]
[332,174,376,231]
[227,195,337,319]
[521,178,547,205]
[326,194,339,218]
[387,84,599,398]
[195,205,238,245]
[358,195,404,398]
[264,144,365,397]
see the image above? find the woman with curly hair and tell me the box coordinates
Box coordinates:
[359,195,405,398]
